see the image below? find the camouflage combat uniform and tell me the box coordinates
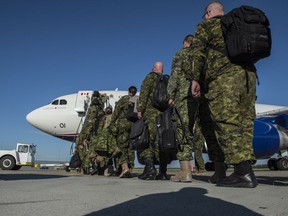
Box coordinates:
[76,102,100,146]
[78,142,90,173]
[110,95,134,170]
[76,101,101,172]
[137,72,162,163]
[192,116,205,172]
[89,110,113,172]
[190,17,257,165]
[167,46,195,161]
[76,94,105,173]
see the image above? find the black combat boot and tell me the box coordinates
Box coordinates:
[115,166,122,176]
[90,164,98,175]
[208,161,226,184]
[156,161,169,180]
[83,168,90,175]
[217,161,258,188]
[138,158,157,180]
[90,167,98,176]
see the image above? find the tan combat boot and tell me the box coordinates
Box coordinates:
[119,163,132,178]
[170,161,192,182]
[104,165,114,177]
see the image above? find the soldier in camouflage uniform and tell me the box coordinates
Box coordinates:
[137,62,163,180]
[167,35,195,182]
[89,106,113,176]
[77,142,90,174]
[109,86,138,178]
[75,91,105,174]
[190,1,257,188]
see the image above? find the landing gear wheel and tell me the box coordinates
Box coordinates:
[267,158,278,171]
[276,157,288,170]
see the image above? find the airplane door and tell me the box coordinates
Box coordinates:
[74,91,93,113]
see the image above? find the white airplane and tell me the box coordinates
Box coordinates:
[26,90,288,170]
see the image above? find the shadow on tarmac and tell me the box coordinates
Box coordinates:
[0,173,69,181]
[84,187,262,216]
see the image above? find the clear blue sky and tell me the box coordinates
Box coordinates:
[0,0,287,162]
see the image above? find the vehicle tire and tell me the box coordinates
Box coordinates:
[12,165,22,170]
[267,158,278,170]
[0,156,16,170]
[276,157,288,170]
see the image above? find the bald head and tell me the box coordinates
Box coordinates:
[152,61,163,74]
[204,1,224,19]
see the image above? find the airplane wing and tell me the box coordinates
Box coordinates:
[256,104,288,117]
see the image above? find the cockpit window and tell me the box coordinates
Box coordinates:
[52,100,59,105]
[60,99,67,105]
[51,99,66,105]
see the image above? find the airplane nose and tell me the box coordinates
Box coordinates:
[26,107,54,135]
[26,110,39,128]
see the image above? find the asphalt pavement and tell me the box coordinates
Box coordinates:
[0,168,287,216]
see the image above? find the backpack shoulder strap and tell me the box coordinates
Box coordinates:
[172,106,186,147]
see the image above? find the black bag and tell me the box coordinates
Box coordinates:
[130,118,149,150]
[69,151,82,169]
[156,106,185,153]
[221,5,272,64]
[152,73,170,112]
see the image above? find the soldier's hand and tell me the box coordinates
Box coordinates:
[191,80,201,97]
[83,139,89,145]
[168,99,175,105]
[137,112,142,119]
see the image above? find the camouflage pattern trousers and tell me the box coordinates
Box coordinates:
[175,98,194,161]
[193,118,205,171]
[116,130,135,168]
[137,109,160,164]
[199,69,257,165]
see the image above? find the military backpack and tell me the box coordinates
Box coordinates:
[126,95,139,122]
[151,73,170,112]
[130,118,149,151]
[156,106,185,153]
[221,5,272,65]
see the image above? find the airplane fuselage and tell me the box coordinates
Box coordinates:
[26,90,128,141]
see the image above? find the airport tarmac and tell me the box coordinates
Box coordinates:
[0,168,287,216]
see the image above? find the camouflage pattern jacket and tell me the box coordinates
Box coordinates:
[137,72,161,116]
[111,95,131,133]
[167,47,193,103]
[190,17,256,83]
[76,104,99,145]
